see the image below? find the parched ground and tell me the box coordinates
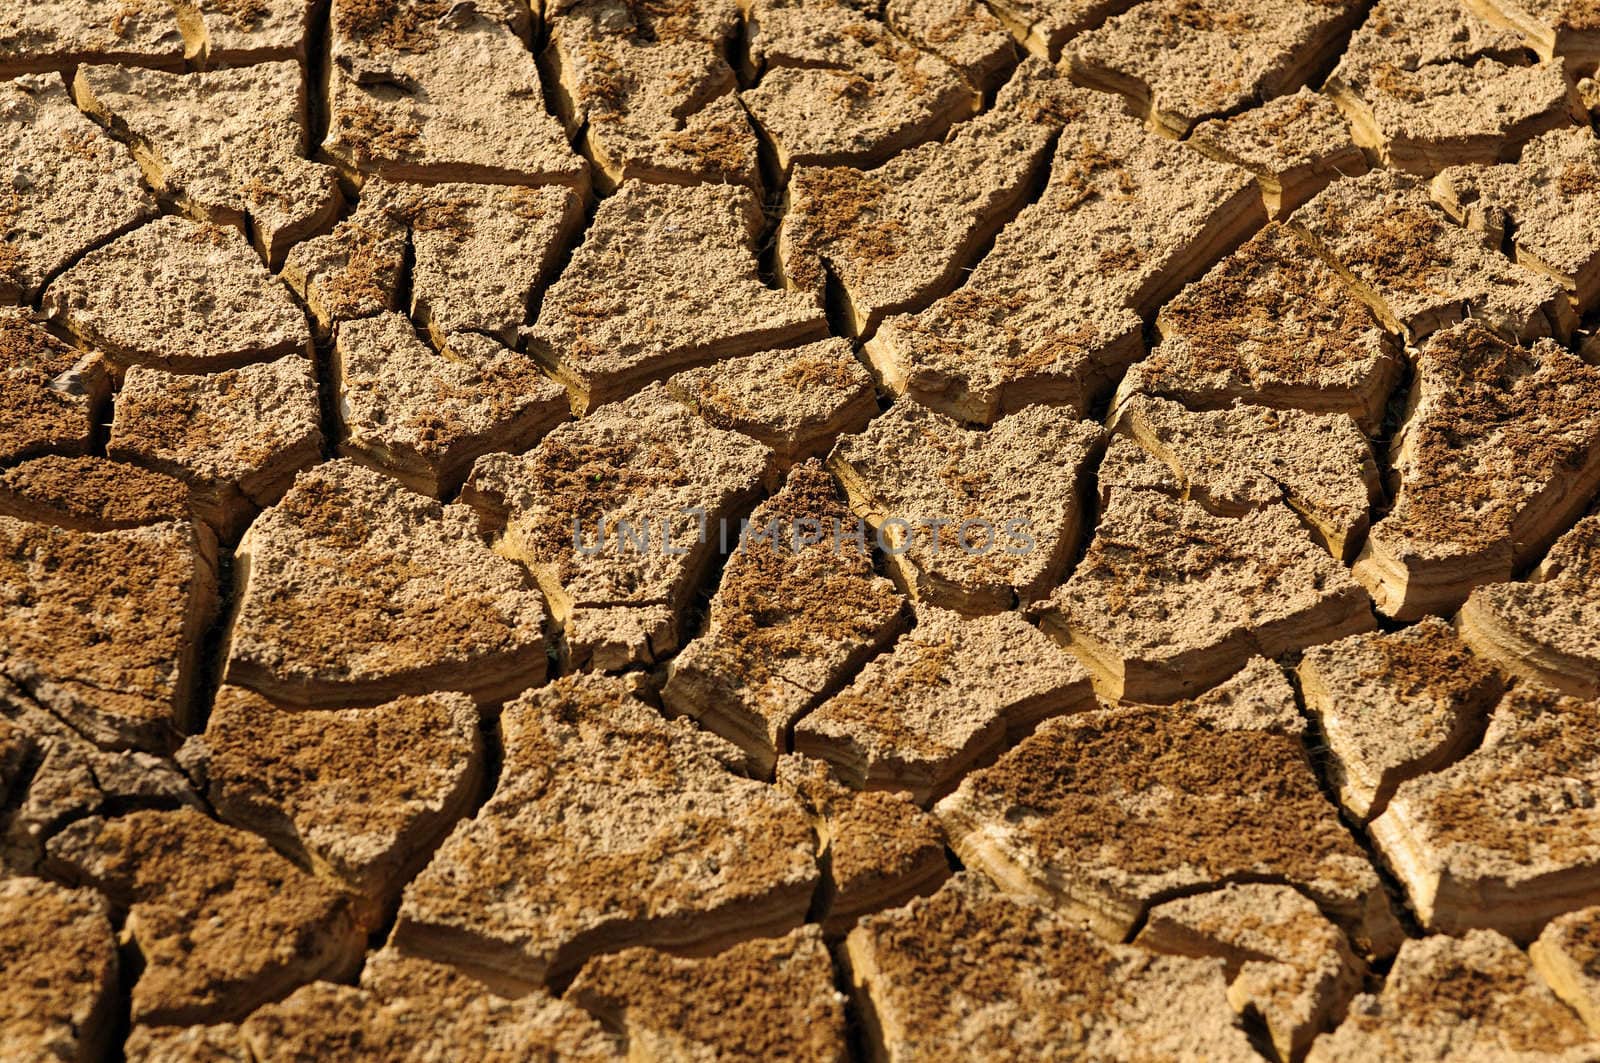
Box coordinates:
[9,0,1600,1059]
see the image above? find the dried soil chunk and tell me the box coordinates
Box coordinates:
[1371,685,1600,938]
[278,180,407,337]
[322,0,585,187]
[1136,883,1367,1063]
[358,947,522,1003]
[0,309,110,465]
[0,75,157,303]
[544,0,758,192]
[73,61,340,269]
[0,455,190,530]
[182,685,482,906]
[1064,0,1364,139]
[1340,62,1571,170]
[1335,0,1530,72]
[776,756,949,934]
[109,356,324,538]
[1353,322,1600,620]
[391,181,583,346]
[1459,511,1600,698]
[1095,431,1184,500]
[0,1,185,76]
[1298,619,1506,822]
[45,808,366,1027]
[794,608,1095,805]
[1533,906,1600,1035]
[0,516,217,752]
[566,927,848,1061]
[936,659,1402,956]
[1117,222,1401,434]
[984,0,1143,59]
[1,877,116,1055]
[1433,125,1600,314]
[175,0,319,66]
[777,59,1094,337]
[286,178,582,343]
[394,674,819,988]
[741,0,979,173]
[1189,88,1367,218]
[225,459,549,707]
[1037,490,1374,703]
[1466,0,1600,64]
[527,181,825,412]
[1307,930,1595,1062]
[885,0,1015,89]
[124,1023,251,1063]
[463,384,775,672]
[1580,73,1600,121]
[666,338,877,465]
[46,215,312,371]
[164,980,621,1062]
[662,462,906,777]
[1110,393,1380,562]
[866,114,1260,423]
[0,676,200,874]
[1288,169,1574,343]
[827,402,1100,612]
[0,876,117,1063]
[1325,0,1577,173]
[333,314,570,498]
[844,874,1258,1061]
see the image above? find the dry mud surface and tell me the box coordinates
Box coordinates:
[11,0,1600,1059]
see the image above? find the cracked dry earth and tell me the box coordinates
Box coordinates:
[14,2,1600,1063]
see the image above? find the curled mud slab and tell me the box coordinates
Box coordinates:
[11,2,1600,1056]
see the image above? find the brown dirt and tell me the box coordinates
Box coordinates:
[10,7,1600,1060]
[1151,223,1375,377]
[706,463,899,686]
[335,0,453,53]
[977,706,1348,877]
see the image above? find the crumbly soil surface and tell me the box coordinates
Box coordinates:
[9,3,1600,1058]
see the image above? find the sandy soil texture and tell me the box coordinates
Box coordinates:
[9,0,1600,1059]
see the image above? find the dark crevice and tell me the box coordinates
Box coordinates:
[88,384,113,459]
[1172,91,1270,143]
[830,942,872,1063]
[750,119,790,287]
[1059,427,1110,585]
[526,199,597,330]
[472,704,507,819]
[818,260,856,340]
[1366,344,1415,525]
[103,937,137,1063]
[670,473,790,653]
[1283,666,1427,945]
[1236,1007,1281,1063]
[310,335,343,466]
[729,5,756,91]
[189,545,236,741]
[305,0,334,150]
[1304,4,1372,94]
